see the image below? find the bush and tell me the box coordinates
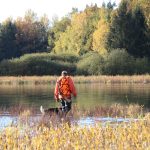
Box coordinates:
[0,53,77,76]
[134,57,150,74]
[0,51,149,76]
[48,53,79,63]
[104,49,135,75]
[76,52,104,75]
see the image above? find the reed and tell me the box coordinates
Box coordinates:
[0,104,148,118]
[76,103,147,118]
[0,104,149,149]
[73,75,150,84]
[0,75,150,85]
[0,113,149,150]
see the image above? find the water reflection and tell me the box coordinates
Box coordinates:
[76,83,150,108]
[0,83,150,109]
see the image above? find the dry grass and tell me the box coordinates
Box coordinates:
[0,75,150,85]
[73,75,150,84]
[0,76,58,85]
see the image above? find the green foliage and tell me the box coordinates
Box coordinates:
[0,53,77,75]
[82,5,100,52]
[48,53,79,63]
[54,5,100,55]
[48,17,71,52]
[53,12,87,54]
[0,10,49,61]
[0,51,150,76]
[106,0,149,58]
[134,57,150,74]
[131,0,150,29]
[76,52,104,75]
[0,19,18,60]
[0,1,149,75]
[104,49,135,75]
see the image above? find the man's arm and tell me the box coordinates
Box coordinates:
[54,81,59,101]
[69,77,77,97]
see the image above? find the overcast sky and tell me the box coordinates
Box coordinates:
[0,0,120,22]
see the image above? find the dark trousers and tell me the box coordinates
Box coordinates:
[60,99,72,113]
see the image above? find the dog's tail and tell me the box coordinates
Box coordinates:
[40,105,45,115]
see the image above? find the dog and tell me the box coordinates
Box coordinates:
[40,106,63,116]
[40,106,72,127]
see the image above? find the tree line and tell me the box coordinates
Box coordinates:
[0,0,150,75]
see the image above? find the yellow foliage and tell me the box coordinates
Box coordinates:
[54,12,87,54]
[71,12,87,31]
[92,19,109,55]
[0,118,149,150]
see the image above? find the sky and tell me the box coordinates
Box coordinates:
[0,0,120,22]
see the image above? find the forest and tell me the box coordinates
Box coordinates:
[0,0,149,75]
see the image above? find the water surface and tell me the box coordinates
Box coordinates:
[0,83,150,109]
[0,83,149,128]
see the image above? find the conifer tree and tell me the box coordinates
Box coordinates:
[106,0,149,57]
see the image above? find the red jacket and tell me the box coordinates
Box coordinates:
[54,76,77,100]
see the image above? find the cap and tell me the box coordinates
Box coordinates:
[61,71,68,76]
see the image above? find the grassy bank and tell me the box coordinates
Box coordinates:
[0,75,150,85]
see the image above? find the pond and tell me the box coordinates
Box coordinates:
[0,83,149,128]
[0,83,150,109]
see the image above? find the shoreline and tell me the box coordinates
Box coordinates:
[0,75,150,85]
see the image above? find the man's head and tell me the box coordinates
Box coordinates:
[61,70,68,76]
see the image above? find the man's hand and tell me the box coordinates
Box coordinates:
[73,93,77,97]
[73,94,77,99]
[56,98,60,102]
[55,95,59,102]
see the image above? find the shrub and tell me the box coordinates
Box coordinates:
[134,57,150,74]
[76,52,104,75]
[0,53,77,76]
[104,49,135,75]
[48,53,79,63]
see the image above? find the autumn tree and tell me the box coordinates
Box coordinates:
[15,10,48,56]
[54,5,100,55]
[48,16,71,52]
[92,2,115,55]
[92,19,109,55]
[54,12,87,54]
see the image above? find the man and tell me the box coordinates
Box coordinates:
[54,71,77,114]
